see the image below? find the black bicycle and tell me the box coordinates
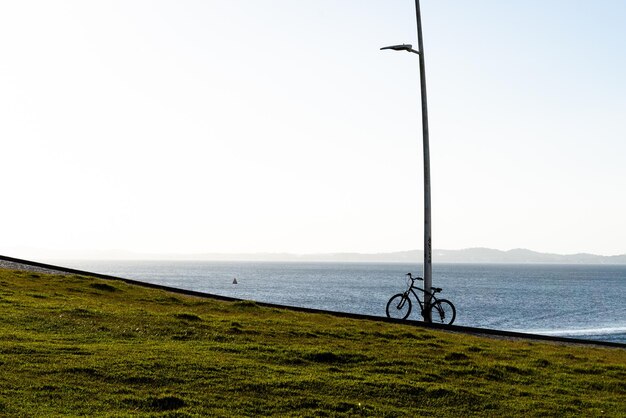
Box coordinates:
[386,273,456,325]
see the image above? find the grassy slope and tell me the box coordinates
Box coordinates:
[0,269,624,417]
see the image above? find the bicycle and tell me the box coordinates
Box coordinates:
[385,273,456,325]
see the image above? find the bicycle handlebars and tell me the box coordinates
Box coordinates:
[405,273,424,281]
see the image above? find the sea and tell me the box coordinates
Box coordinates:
[61,261,626,344]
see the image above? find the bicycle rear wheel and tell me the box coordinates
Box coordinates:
[386,293,412,320]
[429,299,456,325]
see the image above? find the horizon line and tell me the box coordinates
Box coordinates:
[4,246,626,260]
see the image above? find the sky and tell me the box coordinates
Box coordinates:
[1,1,625,258]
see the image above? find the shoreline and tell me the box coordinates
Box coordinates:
[2,254,624,349]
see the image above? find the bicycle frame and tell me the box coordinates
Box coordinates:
[403,281,438,315]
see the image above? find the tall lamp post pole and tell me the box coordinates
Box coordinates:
[382,0,432,321]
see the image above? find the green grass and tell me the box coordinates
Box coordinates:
[0,269,624,417]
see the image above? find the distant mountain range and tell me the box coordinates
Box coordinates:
[33,247,626,264]
[431,248,626,264]
[247,248,626,264]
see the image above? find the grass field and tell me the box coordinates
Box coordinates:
[0,268,624,416]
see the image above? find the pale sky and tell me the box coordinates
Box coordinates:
[2,1,625,258]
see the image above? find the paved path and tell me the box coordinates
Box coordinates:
[0,258,66,274]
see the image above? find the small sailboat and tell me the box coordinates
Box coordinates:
[232,277,238,285]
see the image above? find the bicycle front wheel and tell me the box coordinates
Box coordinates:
[386,293,412,320]
[429,299,456,325]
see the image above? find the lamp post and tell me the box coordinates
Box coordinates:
[381,0,432,321]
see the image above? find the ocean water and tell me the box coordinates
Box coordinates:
[62,261,626,344]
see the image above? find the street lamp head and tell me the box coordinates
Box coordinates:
[380,44,412,51]
[380,44,419,54]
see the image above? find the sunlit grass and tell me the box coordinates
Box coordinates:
[0,269,624,416]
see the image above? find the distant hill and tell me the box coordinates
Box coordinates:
[144,248,626,264]
[284,248,626,264]
[432,248,626,264]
